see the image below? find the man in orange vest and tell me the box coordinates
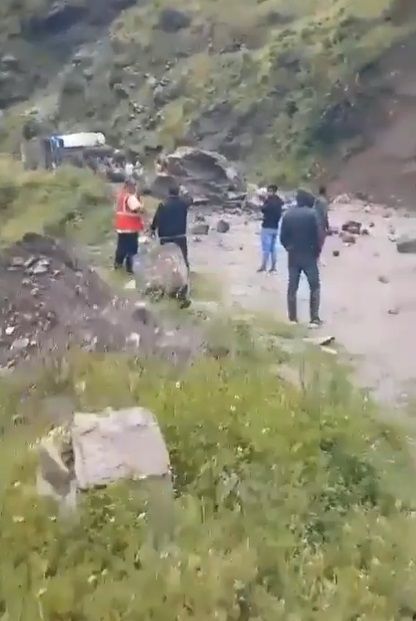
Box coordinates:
[114,178,144,274]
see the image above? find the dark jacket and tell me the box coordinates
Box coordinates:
[280,205,321,258]
[151,196,190,239]
[314,196,329,236]
[261,195,283,229]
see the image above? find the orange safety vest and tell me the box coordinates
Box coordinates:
[115,189,144,233]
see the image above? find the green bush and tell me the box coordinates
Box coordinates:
[1,351,416,620]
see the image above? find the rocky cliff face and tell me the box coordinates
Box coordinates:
[0,0,416,194]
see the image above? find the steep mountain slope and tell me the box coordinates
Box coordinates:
[0,0,416,192]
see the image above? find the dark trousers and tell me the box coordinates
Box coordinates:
[287,253,320,322]
[161,236,189,269]
[114,232,138,274]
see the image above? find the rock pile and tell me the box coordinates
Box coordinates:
[0,233,198,372]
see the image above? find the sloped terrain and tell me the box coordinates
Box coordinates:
[0,0,416,193]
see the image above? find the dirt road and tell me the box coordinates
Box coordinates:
[190,201,416,405]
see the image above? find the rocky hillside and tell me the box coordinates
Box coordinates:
[1,0,416,190]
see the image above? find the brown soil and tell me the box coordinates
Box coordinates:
[331,35,416,207]
[0,234,196,371]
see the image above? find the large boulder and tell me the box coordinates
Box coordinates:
[158,147,245,205]
[397,234,416,254]
[150,173,178,198]
[135,240,188,299]
[72,408,170,489]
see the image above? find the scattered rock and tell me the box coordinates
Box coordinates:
[332,250,340,257]
[397,234,416,254]
[388,307,400,316]
[361,228,369,236]
[378,275,389,284]
[304,335,335,348]
[191,223,210,236]
[369,221,375,228]
[340,232,356,245]
[342,220,362,235]
[5,326,16,336]
[216,219,230,233]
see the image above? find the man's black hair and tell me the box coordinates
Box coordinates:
[169,185,179,197]
[296,188,315,208]
[267,184,278,193]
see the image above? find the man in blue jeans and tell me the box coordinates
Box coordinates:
[258,184,284,273]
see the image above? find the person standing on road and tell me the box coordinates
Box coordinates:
[114,178,144,274]
[258,184,284,273]
[314,185,330,251]
[150,185,191,269]
[280,189,322,327]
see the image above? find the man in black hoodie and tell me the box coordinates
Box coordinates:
[151,185,191,268]
[280,189,322,326]
[258,184,284,273]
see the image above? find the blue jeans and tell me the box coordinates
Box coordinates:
[260,228,278,269]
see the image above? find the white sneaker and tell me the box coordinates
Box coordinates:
[308,319,323,329]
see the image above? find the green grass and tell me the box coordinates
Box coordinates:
[0,158,112,247]
[1,344,416,619]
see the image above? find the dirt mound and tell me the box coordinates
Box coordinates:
[0,234,192,371]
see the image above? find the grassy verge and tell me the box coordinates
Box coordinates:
[1,327,416,619]
[0,157,112,247]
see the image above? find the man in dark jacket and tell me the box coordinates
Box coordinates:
[280,189,322,326]
[150,185,191,268]
[258,184,284,273]
[314,185,330,250]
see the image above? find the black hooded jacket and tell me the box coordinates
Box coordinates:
[280,190,320,257]
[151,196,190,239]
